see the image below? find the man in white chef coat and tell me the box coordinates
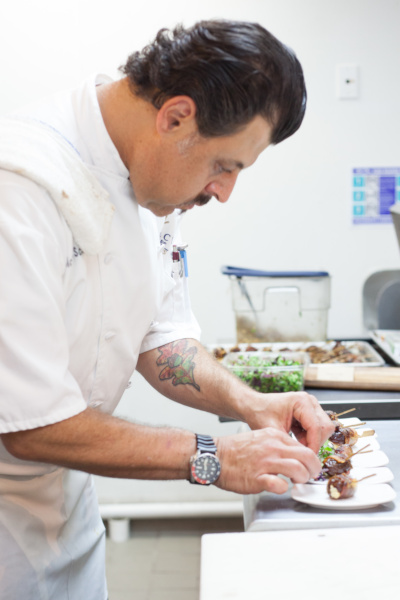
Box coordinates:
[0,19,334,599]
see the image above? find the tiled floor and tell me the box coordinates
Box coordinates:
[105,516,244,600]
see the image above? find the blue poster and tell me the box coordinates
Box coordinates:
[352,167,400,224]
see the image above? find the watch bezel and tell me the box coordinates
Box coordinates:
[190,451,221,485]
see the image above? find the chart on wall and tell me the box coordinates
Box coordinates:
[352,167,400,224]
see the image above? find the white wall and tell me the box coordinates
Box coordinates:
[3,0,400,503]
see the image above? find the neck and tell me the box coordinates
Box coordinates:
[96,77,156,170]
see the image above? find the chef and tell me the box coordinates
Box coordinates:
[0,19,334,599]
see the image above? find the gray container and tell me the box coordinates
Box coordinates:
[221,266,331,343]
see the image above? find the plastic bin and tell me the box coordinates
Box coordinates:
[221,266,331,343]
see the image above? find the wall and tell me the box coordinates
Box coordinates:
[2,0,400,503]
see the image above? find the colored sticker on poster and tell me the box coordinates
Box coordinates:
[352,167,400,224]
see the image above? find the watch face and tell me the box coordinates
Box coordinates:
[191,452,221,485]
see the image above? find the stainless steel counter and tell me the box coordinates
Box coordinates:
[244,419,400,531]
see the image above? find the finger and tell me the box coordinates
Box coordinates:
[256,473,288,495]
[292,395,335,452]
[276,448,321,481]
[305,411,336,453]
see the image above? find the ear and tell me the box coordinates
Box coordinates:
[156,96,197,135]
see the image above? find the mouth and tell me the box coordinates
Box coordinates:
[179,194,212,213]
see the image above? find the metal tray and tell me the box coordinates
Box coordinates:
[370,330,400,366]
[209,340,385,367]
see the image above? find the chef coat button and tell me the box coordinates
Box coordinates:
[104,253,114,264]
[105,331,116,340]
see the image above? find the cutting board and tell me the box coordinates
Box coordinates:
[305,366,400,390]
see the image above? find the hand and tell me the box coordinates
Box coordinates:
[214,427,322,495]
[243,390,335,454]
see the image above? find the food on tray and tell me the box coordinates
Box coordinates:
[327,472,376,500]
[305,341,367,364]
[211,340,382,365]
[213,347,228,360]
[322,454,353,477]
[318,440,335,461]
[327,473,358,499]
[329,424,375,447]
[330,426,359,446]
[315,442,371,481]
[334,444,355,459]
[225,353,305,393]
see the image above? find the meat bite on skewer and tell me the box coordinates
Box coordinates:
[329,426,359,446]
[329,422,374,446]
[322,454,352,477]
[327,473,357,499]
[317,444,371,480]
[327,472,376,500]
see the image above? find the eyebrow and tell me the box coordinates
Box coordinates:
[222,160,245,171]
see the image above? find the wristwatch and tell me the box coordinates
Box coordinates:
[189,434,221,485]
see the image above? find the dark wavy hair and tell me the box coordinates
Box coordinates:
[120,20,306,144]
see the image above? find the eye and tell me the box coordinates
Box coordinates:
[214,163,233,175]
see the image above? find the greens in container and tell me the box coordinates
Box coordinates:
[223,351,309,393]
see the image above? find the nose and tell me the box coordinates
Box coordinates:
[204,173,238,204]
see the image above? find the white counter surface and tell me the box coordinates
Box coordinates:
[244,419,399,532]
[200,524,400,600]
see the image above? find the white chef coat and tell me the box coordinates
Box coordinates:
[0,74,201,599]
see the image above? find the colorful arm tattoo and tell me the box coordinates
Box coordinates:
[156,339,200,391]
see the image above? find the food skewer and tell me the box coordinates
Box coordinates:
[319,444,371,479]
[326,408,356,420]
[327,472,376,500]
[335,408,357,418]
[329,424,375,447]
[334,444,373,458]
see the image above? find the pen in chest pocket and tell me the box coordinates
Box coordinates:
[171,244,191,320]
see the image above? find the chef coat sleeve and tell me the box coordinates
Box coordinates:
[0,172,87,433]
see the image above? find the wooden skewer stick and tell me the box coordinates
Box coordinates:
[350,444,370,458]
[356,473,376,483]
[336,408,356,417]
[350,422,367,428]
[360,429,376,437]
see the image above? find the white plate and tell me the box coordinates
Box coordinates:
[351,449,388,468]
[352,436,380,451]
[291,482,396,510]
[310,466,394,485]
[339,417,362,426]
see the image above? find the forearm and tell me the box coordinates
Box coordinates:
[1,408,196,480]
[137,338,256,424]
[137,338,335,452]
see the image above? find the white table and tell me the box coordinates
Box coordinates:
[200,525,400,600]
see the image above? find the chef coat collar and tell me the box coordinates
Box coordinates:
[75,74,130,180]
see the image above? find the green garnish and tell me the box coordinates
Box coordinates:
[318,441,334,461]
[229,354,304,393]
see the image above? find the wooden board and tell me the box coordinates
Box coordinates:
[305,366,400,390]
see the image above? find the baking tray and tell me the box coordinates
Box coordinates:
[370,330,400,366]
[208,340,385,367]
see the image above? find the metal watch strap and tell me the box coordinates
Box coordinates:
[189,434,220,485]
[195,434,217,455]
